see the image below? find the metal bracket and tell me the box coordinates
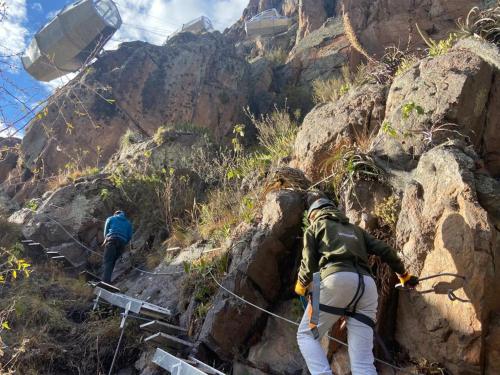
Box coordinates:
[121,301,131,329]
[93,289,102,311]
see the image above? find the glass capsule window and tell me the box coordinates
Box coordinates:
[94,0,121,28]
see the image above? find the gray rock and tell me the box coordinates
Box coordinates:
[373,50,494,171]
[293,83,387,180]
[395,144,499,374]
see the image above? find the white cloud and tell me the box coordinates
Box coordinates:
[46,9,58,20]
[0,0,28,60]
[31,2,42,12]
[106,0,247,49]
[0,124,23,139]
[42,72,77,93]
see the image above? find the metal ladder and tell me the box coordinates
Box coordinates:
[92,285,224,374]
[152,348,225,375]
[21,238,82,268]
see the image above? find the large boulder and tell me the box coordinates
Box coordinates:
[0,137,20,184]
[373,50,497,172]
[245,300,307,374]
[395,144,500,374]
[293,83,387,180]
[21,32,251,177]
[295,0,329,42]
[287,17,350,84]
[21,177,119,263]
[197,189,304,360]
[342,0,483,58]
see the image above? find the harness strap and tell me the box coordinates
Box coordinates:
[308,273,321,339]
[319,303,376,328]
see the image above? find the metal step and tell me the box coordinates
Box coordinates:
[187,356,225,375]
[152,348,225,375]
[92,281,121,293]
[80,270,102,283]
[46,251,60,256]
[21,240,33,243]
[93,287,171,319]
[28,242,43,247]
[50,255,73,267]
[144,332,193,351]
[140,320,187,336]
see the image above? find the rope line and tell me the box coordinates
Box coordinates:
[208,270,417,375]
[40,213,103,257]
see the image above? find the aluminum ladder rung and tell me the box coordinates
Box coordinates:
[140,320,187,336]
[51,255,73,267]
[28,242,42,247]
[144,332,193,351]
[21,240,33,243]
[152,348,225,375]
[93,287,171,318]
[46,251,60,256]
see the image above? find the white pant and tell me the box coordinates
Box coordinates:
[297,272,378,375]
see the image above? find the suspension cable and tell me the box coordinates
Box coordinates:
[208,270,419,375]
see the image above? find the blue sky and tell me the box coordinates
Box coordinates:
[0,0,248,138]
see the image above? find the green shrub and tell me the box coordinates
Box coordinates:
[321,139,384,200]
[264,48,288,66]
[312,67,351,104]
[246,106,299,162]
[373,196,400,229]
[416,23,458,57]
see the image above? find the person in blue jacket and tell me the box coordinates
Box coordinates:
[102,210,133,283]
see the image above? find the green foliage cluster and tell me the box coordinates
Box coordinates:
[108,165,184,234]
[321,139,384,201]
[312,66,352,104]
[264,47,288,66]
[181,252,229,319]
[394,55,419,76]
[416,23,458,57]
[373,196,401,229]
[0,270,141,374]
[153,123,210,146]
[189,107,298,246]
[401,101,425,120]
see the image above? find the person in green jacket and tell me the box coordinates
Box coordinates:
[295,195,418,375]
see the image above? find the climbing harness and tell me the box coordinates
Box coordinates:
[308,271,375,340]
[396,273,468,302]
[208,270,420,375]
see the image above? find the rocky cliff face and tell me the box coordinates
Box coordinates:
[2,1,500,374]
[20,32,251,178]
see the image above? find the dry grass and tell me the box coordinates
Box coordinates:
[0,267,141,374]
[264,48,288,66]
[457,5,500,46]
[342,4,375,63]
[0,216,21,249]
[320,138,383,200]
[312,66,352,104]
[246,106,299,161]
[46,166,100,191]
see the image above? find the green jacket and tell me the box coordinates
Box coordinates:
[298,207,406,287]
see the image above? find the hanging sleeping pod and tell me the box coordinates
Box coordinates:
[245,9,292,37]
[22,0,122,82]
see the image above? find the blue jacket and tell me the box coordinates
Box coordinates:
[104,213,133,244]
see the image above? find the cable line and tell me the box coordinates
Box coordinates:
[208,270,419,375]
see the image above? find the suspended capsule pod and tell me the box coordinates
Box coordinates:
[245,8,292,38]
[22,0,122,82]
[165,16,214,43]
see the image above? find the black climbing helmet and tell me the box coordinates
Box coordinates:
[114,210,125,216]
[307,198,335,219]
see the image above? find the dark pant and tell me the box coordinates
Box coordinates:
[102,238,125,283]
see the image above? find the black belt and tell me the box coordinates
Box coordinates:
[319,271,376,328]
